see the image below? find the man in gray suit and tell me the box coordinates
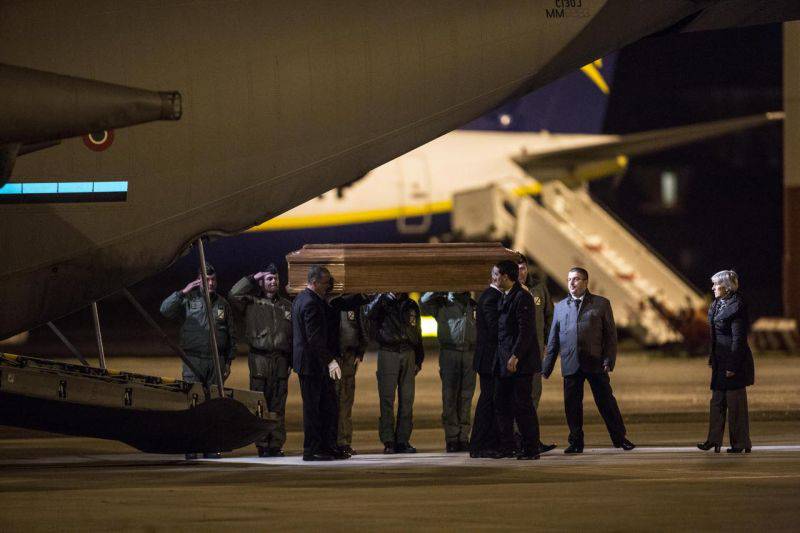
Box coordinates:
[542,267,635,454]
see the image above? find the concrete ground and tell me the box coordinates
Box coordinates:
[1,352,798,531]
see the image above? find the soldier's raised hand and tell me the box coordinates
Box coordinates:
[181,279,202,295]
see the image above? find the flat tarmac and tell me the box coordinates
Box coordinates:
[1,352,799,531]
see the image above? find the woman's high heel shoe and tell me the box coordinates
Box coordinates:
[697,441,721,453]
[726,447,752,453]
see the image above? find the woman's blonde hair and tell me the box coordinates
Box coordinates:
[711,270,739,293]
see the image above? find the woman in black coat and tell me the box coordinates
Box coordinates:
[697,270,755,453]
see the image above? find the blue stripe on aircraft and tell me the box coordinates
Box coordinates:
[0,181,128,194]
[0,183,23,194]
[22,182,58,194]
[0,181,128,203]
[58,182,95,193]
[92,181,128,193]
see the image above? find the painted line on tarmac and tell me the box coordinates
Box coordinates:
[0,453,186,467]
[618,473,800,483]
[198,445,800,467]
[2,446,799,468]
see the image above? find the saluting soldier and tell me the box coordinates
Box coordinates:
[160,262,237,460]
[160,262,237,387]
[229,264,292,458]
[420,291,477,452]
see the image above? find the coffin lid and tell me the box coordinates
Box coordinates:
[285,242,521,294]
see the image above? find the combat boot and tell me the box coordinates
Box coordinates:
[395,442,417,453]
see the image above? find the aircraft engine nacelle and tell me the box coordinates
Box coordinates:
[0,63,181,184]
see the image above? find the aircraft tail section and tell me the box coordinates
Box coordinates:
[462,54,617,134]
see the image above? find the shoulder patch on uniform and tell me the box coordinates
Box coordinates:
[534,296,542,306]
[409,313,416,327]
[216,307,225,320]
[347,310,356,321]
[284,310,292,320]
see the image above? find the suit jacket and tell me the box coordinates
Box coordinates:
[496,282,540,377]
[474,286,502,375]
[542,291,617,378]
[708,293,755,390]
[291,288,333,376]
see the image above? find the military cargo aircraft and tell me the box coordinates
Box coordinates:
[10,53,778,351]
[0,2,798,452]
[2,1,799,340]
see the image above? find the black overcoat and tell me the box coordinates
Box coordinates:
[496,282,540,377]
[708,293,755,390]
[292,288,333,376]
[474,286,502,375]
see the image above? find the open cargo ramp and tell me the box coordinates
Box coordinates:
[0,353,275,454]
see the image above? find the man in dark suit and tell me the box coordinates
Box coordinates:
[469,265,503,458]
[493,260,541,460]
[292,265,346,461]
[542,267,635,454]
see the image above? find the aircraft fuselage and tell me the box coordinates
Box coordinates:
[0,1,781,337]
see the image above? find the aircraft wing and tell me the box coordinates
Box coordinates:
[513,112,783,182]
[680,1,800,32]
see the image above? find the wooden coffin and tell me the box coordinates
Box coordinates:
[285,243,521,294]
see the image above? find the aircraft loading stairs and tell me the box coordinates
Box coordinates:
[452,181,706,346]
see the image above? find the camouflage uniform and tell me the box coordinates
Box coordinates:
[229,276,292,452]
[160,289,237,385]
[365,293,424,447]
[420,292,477,447]
[525,274,554,408]
[334,304,367,447]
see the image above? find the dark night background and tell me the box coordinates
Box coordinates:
[5,23,785,355]
[596,24,783,321]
